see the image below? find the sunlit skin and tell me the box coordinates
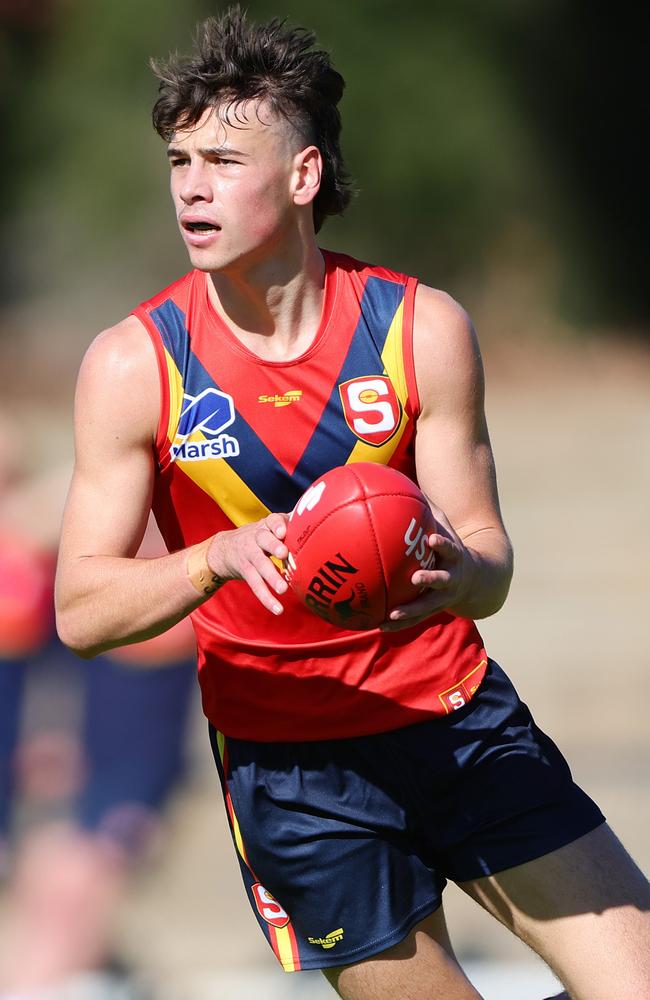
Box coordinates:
[168,101,326,358]
[169,103,301,271]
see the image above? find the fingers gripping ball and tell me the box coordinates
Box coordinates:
[284,463,436,630]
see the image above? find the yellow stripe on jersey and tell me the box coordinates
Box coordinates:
[380,298,409,405]
[345,297,411,465]
[176,433,271,526]
[163,290,412,516]
[163,347,185,446]
[162,347,270,526]
[345,413,409,465]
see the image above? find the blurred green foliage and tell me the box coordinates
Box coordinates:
[0,0,647,332]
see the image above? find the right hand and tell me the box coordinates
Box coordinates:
[207,513,289,615]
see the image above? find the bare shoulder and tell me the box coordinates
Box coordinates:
[80,314,157,386]
[413,284,481,366]
[75,314,160,443]
[413,284,484,414]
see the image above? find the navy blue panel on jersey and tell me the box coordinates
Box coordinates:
[295,277,405,481]
[151,281,405,514]
[356,276,406,356]
[150,300,191,373]
[150,300,301,510]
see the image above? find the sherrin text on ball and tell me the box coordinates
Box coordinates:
[284,463,436,630]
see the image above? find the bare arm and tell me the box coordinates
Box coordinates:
[385,286,513,628]
[55,316,288,658]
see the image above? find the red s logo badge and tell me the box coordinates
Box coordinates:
[339,376,402,446]
[251,883,290,928]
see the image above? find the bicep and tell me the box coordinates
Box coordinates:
[59,445,153,565]
[58,319,159,569]
[413,287,505,538]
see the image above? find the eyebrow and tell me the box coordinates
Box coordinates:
[166,145,250,159]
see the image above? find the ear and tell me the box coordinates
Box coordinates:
[291,146,322,207]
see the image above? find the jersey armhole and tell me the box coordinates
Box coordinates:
[402,276,420,420]
[131,305,171,470]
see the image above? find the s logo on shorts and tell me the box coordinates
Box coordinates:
[251,882,290,928]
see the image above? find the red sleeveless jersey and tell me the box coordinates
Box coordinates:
[134,251,487,741]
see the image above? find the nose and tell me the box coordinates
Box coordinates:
[178,161,213,206]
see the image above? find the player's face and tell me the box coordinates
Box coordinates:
[168,102,307,273]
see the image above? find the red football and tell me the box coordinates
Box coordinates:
[284,463,436,630]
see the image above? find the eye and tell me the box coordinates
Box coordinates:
[169,157,190,168]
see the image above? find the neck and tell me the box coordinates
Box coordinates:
[207,238,326,361]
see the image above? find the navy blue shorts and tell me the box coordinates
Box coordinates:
[210,660,605,972]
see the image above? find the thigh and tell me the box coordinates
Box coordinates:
[323,907,483,1000]
[459,823,650,1000]
[429,661,605,883]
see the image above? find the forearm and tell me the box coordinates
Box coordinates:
[455,527,513,620]
[55,539,219,658]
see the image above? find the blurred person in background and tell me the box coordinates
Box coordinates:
[53,7,650,1000]
[0,422,197,1000]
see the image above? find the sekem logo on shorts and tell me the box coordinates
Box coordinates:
[307,928,345,949]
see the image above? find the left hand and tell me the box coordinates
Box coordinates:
[380,505,476,632]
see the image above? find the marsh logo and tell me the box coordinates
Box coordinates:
[171,388,240,462]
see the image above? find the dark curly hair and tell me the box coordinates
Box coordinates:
[151,6,353,232]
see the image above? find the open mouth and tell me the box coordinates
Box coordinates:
[183,220,220,234]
